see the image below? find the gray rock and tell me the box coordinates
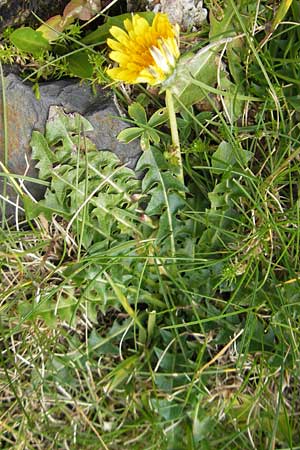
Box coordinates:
[0,74,141,221]
[146,0,207,30]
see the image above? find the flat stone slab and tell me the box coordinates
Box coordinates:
[0,74,141,220]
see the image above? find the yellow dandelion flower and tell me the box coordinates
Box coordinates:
[106,13,180,86]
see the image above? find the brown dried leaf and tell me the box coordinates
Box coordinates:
[63,0,102,21]
[36,15,65,42]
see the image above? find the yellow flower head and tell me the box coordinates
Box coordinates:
[107,13,180,86]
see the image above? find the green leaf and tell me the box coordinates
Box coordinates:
[227,38,245,86]
[136,148,186,253]
[219,72,244,122]
[40,191,71,216]
[145,189,165,216]
[286,95,300,111]
[46,106,93,152]
[137,148,186,194]
[23,196,55,221]
[136,148,169,181]
[56,294,77,324]
[117,127,143,143]
[140,129,161,151]
[212,142,236,173]
[151,398,183,421]
[128,102,147,124]
[161,172,188,192]
[193,415,215,443]
[212,141,252,174]
[104,355,139,394]
[148,108,168,127]
[88,329,118,354]
[10,27,50,55]
[66,51,93,78]
[30,131,55,179]
[104,271,144,327]
[146,129,160,144]
[156,192,186,242]
[209,5,235,41]
[140,133,150,151]
[166,50,218,110]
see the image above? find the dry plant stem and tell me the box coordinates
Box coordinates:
[165,88,184,185]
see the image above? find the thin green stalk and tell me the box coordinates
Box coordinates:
[165,88,184,185]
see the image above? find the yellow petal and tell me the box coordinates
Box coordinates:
[107,38,125,52]
[132,14,149,31]
[153,13,172,37]
[109,50,130,64]
[107,67,134,82]
[167,37,180,59]
[106,13,180,85]
[109,25,130,43]
[123,17,134,33]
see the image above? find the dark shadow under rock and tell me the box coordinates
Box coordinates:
[0,0,69,32]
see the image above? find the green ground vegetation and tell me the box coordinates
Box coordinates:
[1,1,300,449]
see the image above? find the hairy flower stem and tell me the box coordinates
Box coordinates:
[165,89,184,185]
